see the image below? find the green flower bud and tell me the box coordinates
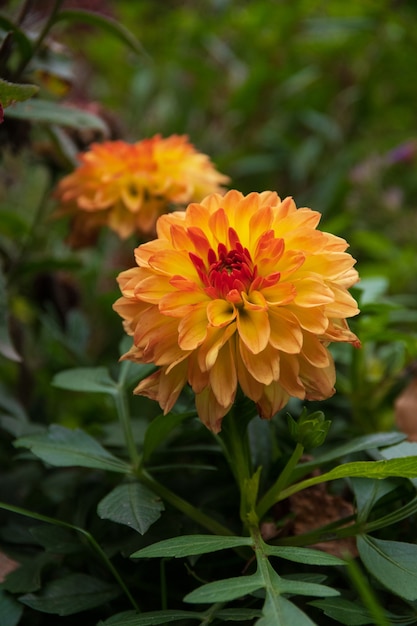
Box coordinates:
[286,408,331,449]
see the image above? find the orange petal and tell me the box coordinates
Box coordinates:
[198,324,236,371]
[160,286,208,317]
[278,353,306,398]
[287,304,329,334]
[324,285,360,318]
[239,340,280,385]
[208,207,230,245]
[195,387,231,433]
[293,277,335,307]
[237,304,270,354]
[178,305,208,350]
[257,381,290,420]
[209,341,237,408]
[235,343,264,402]
[301,333,330,368]
[268,307,303,353]
[207,299,236,327]
[300,357,336,401]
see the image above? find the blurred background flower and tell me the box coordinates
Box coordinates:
[54,134,229,246]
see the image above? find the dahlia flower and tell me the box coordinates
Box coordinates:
[114,190,360,433]
[54,135,229,245]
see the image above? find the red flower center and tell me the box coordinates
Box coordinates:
[190,238,256,300]
[207,242,255,298]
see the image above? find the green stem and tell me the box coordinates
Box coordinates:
[14,0,65,79]
[256,442,304,519]
[138,469,234,537]
[114,387,140,470]
[0,501,140,612]
[219,406,252,490]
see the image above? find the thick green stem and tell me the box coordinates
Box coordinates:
[256,442,304,519]
[219,406,252,491]
[0,501,140,612]
[138,469,234,537]
[114,387,140,470]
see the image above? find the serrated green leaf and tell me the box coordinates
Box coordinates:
[19,573,119,616]
[14,425,130,473]
[257,594,317,626]
[52,367,118,394]
[0,78,38,108]
[357,535,417,601]
[184,571,263,604]
[97,482,164,535]
[0,589,23,626]
[131,534,253,559]
[264,545,345,566]
[4,99,108,134]
[51,9,147,57]
[98,609,203,625]
[309,597,372,625]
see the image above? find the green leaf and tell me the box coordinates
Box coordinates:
[0,269,21,362]
[29,525,81,554]
[51,9,148,57]
[142,411,196,462]
[14,425,130,473]
[281,457,417,501]
[279,578,339,598]
[97,482,164,535]
[0,78,39,109]
[351,477,399,522]
[0,589,23,626]
[293,432,406,480]
[3,553,52,593]
[19,573,119,616]
[215,608,263,621]
[357,535,417,601]
[131,534,253,559]
[4,99,109,134]
[309,597,372,625]
[258,594,316,626]
[264,545,345,566]
[0,14,33,62]
[52,367,118,394]
[184,571,263,604]
[98,610,203,625]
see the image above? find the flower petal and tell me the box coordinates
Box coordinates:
[178,305,208,350]
[209,341,237,408]
[207,299,236,327]
[239,340,280,385]
[268,307,303,353]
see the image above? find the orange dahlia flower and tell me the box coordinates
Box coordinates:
[114,190,360,433]
[54,135,229,245]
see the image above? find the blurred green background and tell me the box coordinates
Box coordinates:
[53,0,417,290]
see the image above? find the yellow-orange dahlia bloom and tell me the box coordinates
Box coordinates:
[114,190,360,433]
[54,134,229,245]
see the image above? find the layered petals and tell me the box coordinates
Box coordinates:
[54,135,229,246]
[114,189,360,432]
